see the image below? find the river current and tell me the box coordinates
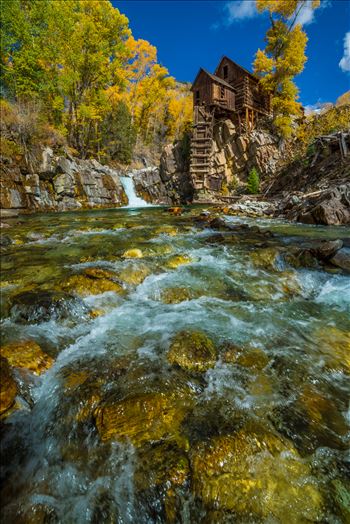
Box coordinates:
[0,206,349,523]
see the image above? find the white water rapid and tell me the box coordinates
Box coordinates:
[120,176,151,208]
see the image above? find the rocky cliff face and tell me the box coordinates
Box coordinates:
[0,148,128,212]
[158,120,284,203]
[209,119,282,194]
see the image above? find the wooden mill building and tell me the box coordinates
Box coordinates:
[190,56,271,194]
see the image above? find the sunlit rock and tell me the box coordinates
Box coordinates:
[314,326,350,373]
[250,247,281,270]
[155,226,178,237]
[94,391,192,446]
[166,254,193,269]
[144,244,173,257]
[83,267,119,281]
[121,248,143,259]
[0,357,18,417]
[63,274,124,296]
[160,287,194,304]
[118,263,151,285]
[190,429,323,521]
[0,340,54,375]
[167,331,217,372]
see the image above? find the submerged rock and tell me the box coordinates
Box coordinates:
[155,225,178,237]
[62,273,123,296]
[190,428,323,521]
[0,357,18,417]
[9,290,87,323]
[1,340,54,375]
[121,248,143,259]
[250,247,281,270]
[94,390,193,447]
[166,254,193,269]
[160,287,194,304]
[118,264,151,285]
[135,441,189,491]
[167,331,217,372]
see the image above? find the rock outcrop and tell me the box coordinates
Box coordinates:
[132,166,172,205]
[0,147,128,213]
[283,184,350,226]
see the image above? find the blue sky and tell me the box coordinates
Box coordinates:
[115,0,350,107]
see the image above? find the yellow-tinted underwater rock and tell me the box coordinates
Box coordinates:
[0,357,18,417]
[251,247,280,270]
[191,429,323,521]
[160,287,193,304]
[166,254,193,269]
[0,340,53,375]
[63,274,123,296]
[313,325,350,373]
[167,331,217,372]
[118,264,151,285]
[121,248,143,259]
[134,442,190,491]
[94,391,192,447]
[155,225,178,237]
[237,347,269,370]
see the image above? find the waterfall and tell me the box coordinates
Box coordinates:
[120,176,151,208]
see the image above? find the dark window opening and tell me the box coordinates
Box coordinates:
[195,90,200,104]
[223,65,228,79]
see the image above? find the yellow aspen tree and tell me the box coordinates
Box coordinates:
[253,0,320,137]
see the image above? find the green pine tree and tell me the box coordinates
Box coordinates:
[247,168,260,194]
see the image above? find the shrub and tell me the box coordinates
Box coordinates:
[247,168,260,194]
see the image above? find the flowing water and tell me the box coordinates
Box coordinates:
[0,207,349,523]
[120,176,152,208]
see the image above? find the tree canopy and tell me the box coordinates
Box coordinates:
[253,0,320,137]
[1,0,192,162]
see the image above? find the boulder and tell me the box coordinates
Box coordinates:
[166,254,193,269]
[190,428,323,520]
[309,239,343,260]
[94,391,192,446]
[62,273,124,296]
[0,340,53,375]
[167,331,217,372]
[297,184,350,226]
[121,248,143,259]
[329,248,350,272]
[9,290,88,323]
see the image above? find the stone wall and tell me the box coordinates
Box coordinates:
[0,148,128,212]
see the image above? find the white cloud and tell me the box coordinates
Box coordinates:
[225,1,258,24]
[339,32,350,73]
[294,0,316,25]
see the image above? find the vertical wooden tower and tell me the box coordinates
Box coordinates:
[190,57,271,197]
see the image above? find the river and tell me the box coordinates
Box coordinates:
[1,206,349,523]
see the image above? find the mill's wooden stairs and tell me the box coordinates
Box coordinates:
[190,106,214,190]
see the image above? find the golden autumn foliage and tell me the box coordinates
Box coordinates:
[1,0,192,163]
[254,0,320,137]
[296,104,350,153]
